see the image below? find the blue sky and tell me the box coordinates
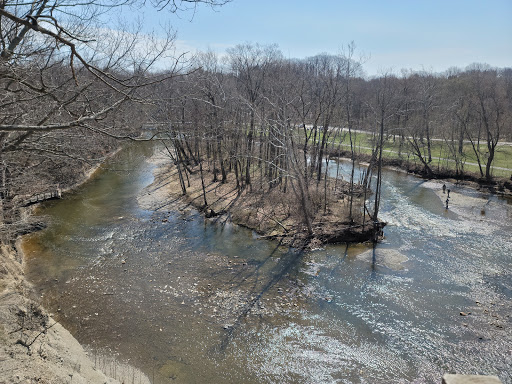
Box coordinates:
[123,0,512,76]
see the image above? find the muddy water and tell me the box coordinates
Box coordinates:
[23,144,512,383]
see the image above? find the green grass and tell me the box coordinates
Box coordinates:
[309,129,512,179]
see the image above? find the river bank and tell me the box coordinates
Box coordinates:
[328,150,512,198]
[4,146,126,243]
[138,145,512,250]
[0,145,150,384]
[138,149,383,249]
[0,243,152,383]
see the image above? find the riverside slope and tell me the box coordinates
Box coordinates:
[0,243,133,383]
[0,145,151,384]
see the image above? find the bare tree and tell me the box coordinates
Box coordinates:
[340,42,365,223]
[226,43,282,188]
[365,72,401,229]
[467,65,506,181]
[0,0,226,239]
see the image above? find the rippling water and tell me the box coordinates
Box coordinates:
[23,144,512,383]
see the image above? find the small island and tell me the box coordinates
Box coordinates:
[147,148,385,249]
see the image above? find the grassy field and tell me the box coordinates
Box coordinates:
[316,129,512,179]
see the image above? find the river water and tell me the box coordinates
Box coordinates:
[22,143,512,383]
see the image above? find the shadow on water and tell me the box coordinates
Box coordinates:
[371,244,377,273]
[22,144,512,384]
[217,240,304,353]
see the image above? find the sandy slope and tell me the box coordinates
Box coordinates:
[0,243,130,383]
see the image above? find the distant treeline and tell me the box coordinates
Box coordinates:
[1,1,511,241]
[148,44,511,232]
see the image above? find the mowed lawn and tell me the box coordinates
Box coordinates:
[313,129,512,179]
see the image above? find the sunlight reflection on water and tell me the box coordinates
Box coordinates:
[23,148,512,384]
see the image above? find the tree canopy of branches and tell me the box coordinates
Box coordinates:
[0,0,227,241]
[151,44,511,240]
[2,0,510,244]
[152,45,383,239]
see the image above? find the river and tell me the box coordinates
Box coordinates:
[22,143,512,383]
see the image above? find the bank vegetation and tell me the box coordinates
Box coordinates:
[148,45,512,245]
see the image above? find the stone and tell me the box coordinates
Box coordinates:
[442,374,502,384]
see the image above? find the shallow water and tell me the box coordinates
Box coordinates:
[23,144,512,383]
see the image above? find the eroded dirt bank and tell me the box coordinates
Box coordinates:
[0,145,151,384]
[0,243,149,383]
